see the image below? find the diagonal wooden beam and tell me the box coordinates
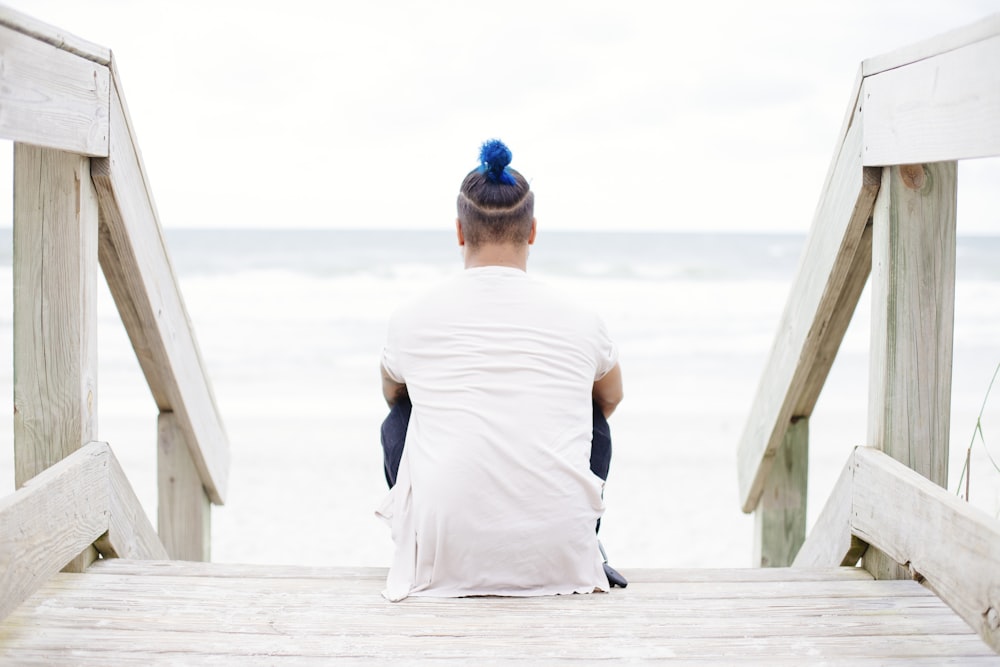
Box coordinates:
[852,447,1000,653]
[737,85,880,513]
[0,442,166,623]
[91,61,230,504]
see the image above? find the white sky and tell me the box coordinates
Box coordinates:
[2,0,999,232]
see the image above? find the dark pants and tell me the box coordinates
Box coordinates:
[380,395,613,488]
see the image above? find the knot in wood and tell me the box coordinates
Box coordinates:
[900,164,926,190]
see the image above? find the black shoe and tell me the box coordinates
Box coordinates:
[603,562,628,588]
[598,540,628,588]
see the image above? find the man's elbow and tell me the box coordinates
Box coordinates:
[593,364,624,418]
[596,390,623,418]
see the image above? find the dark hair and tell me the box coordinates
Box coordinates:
[457,139,534,248]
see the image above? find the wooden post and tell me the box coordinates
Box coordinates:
[158,412,211,561]
[864,162,957,579]
[12,144,100,571]
[754,417,808,567]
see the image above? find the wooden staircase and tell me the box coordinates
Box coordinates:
[2,7,1000,666]
[2,561,995,665]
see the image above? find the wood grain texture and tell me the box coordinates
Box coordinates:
[0,24,109,155]
[91,62,230,504]
[862,13,1000,77]
[862,34,1000,166]
[0,5,110,64]
[736,83,880,512]
[754,418,808,567]
[156,412,210,561]
[852,447,1000,653]
[12,145,99,488]
[0,442,110,622]
[793,449,868,568]
[867,163,956,486]
[1,562,993,663]
[97,447,168,561]
[864,162,956,581]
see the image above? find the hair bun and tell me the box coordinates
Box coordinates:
[479,139,516,185]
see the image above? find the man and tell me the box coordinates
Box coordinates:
[376,139,624,601]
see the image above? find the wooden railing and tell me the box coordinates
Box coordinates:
[737,13,1000,652]
[0,2,228,576]
[0,442,167,620]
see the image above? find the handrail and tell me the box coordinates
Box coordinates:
[738,13,1000,520]
[734,77,879,513]
[92,58,230,505]
[0,5,228,561]
[0,442,167,622]
[795,447,1000,653]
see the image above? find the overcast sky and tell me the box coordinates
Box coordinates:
[2,1,998,232]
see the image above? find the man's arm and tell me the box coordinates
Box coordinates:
[381,363,408,407]
[593,362,623,418]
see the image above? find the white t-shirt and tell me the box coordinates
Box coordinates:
[377,265,618,601]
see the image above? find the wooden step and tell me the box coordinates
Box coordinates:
[0,560,995,664]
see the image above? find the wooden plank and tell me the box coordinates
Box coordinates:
[2,568,993,662]
[793,449,868,568]
[85,559,876,583]
[862,13,1000,77]
[5,584,975,634]
[156,411,211,560]
[0,442,110,622]
[0,24,109,155]
[95,445,168,561]
[0,655,991,667]
[0,5,111,64]
[12,145,100,486]
[864,162,957,581]
[796,222,872,414]
[12,143,101,572]
[862,34,1000,165]
[754,417,808,566]
[91,62,230,504]
[851,447,1000,653]
[736,87,881,511]
[32,573,937,604]
[867,162,956,483]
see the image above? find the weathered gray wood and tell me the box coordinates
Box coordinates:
[852,447,1000,653]
[793,449,868,568]
[157,412,211,561]
[862,13,1000,77]
[862,34,1000,166]
[92,62,230,504]
[12,143,98,568]
[864,162,957,581]
[737,79,881,511]
[1,563,993,663]
[12,144,102,573]
[796,222,872,414]
[96,446,169,561]
[87,559,876,583]
[12,144,100,487]
[0,24,109,155]
[0,5,110,64]
[0,442,110,622]
[754,418,808,567]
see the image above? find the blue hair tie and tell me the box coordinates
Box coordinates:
[478,139,517,186]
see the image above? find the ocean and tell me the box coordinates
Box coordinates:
[1,228,998,568]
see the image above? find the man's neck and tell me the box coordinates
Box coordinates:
[463,243,529,271]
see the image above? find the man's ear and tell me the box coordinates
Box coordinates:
[456,219,465,246]
[528,218,537,245]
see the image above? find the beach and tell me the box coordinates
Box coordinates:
[1,228,998,568]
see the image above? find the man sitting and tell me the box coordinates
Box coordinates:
[377,139,624,601]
